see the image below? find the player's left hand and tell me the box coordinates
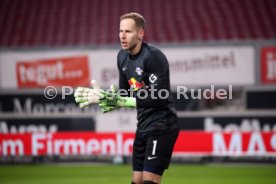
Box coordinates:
[99,84,136,113]
[98,84,119,113]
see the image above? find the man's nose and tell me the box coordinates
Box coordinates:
[121,32,127,37]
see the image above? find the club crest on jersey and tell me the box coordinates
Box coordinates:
[128,77,145,91]
[135,67,143,75]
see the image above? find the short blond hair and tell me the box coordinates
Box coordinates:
[120,12,146,29]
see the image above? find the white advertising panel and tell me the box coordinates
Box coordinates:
[0,46,255,89]
[0,50,118,88]
[163,46,255,86]
[95,110,137,132]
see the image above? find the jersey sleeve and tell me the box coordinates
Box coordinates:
[117,52,129,96]
[136,50,171,108]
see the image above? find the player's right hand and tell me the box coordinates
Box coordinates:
[74,80,104,108]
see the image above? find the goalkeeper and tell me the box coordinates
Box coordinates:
[75,12,179,184]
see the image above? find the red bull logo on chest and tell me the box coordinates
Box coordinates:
[128,77,145,91]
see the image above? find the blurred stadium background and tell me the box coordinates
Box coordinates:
[0,0,276,183]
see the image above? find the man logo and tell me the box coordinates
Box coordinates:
[149,74,157,83]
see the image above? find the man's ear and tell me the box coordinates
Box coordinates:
[138,29,144,40]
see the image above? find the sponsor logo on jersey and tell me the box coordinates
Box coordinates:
[128,77,145,91]
[147,156,157,160]
[149,74,157,83]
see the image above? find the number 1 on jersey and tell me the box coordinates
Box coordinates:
[152,140,157,155]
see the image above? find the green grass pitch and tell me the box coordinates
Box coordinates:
[0,164,276,184]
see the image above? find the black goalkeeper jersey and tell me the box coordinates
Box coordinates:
[117,42,178,134]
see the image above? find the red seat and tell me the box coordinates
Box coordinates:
[0,0,275,47]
